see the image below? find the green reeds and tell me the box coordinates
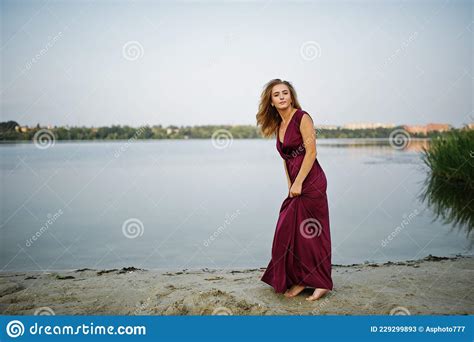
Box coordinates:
[420,129,474,236]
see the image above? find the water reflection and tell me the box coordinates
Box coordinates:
[0,138,471,270]
[419,175,473,240]
[419,145,474,241]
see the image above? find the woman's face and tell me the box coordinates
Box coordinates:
[271,84,292,110]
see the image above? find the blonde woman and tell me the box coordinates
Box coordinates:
[257,79,333,301]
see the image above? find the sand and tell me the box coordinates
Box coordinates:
[0,254,473,315]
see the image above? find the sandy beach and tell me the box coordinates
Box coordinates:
[0,254,472,315]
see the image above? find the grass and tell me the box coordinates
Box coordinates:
[419,129,474,234]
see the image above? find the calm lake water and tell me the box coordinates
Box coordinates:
[0,139,472,271]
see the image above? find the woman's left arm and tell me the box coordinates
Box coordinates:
[289,114,317,197]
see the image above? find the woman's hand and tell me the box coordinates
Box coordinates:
[289,180,302,198]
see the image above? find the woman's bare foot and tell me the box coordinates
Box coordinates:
[305,288,330,301]
[284,284,306,298]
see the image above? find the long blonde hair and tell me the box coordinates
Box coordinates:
[256,79,302,138]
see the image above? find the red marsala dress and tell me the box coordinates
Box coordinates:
[261,108,333,293]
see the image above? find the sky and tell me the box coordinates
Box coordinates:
[1,0,472,128]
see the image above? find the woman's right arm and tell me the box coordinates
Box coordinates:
[283,160,291,189]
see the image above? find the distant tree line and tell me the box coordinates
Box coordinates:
[0,120,464,141]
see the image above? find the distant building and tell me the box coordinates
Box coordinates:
[14,125,29,133]
[342,122,395,129]
[166,127,179,135]
[425,123,451,132]
[317,124,339,130]
[403,125,427,134]
[403,123,451,134]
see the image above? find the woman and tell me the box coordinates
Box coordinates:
[256,79,333,301]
